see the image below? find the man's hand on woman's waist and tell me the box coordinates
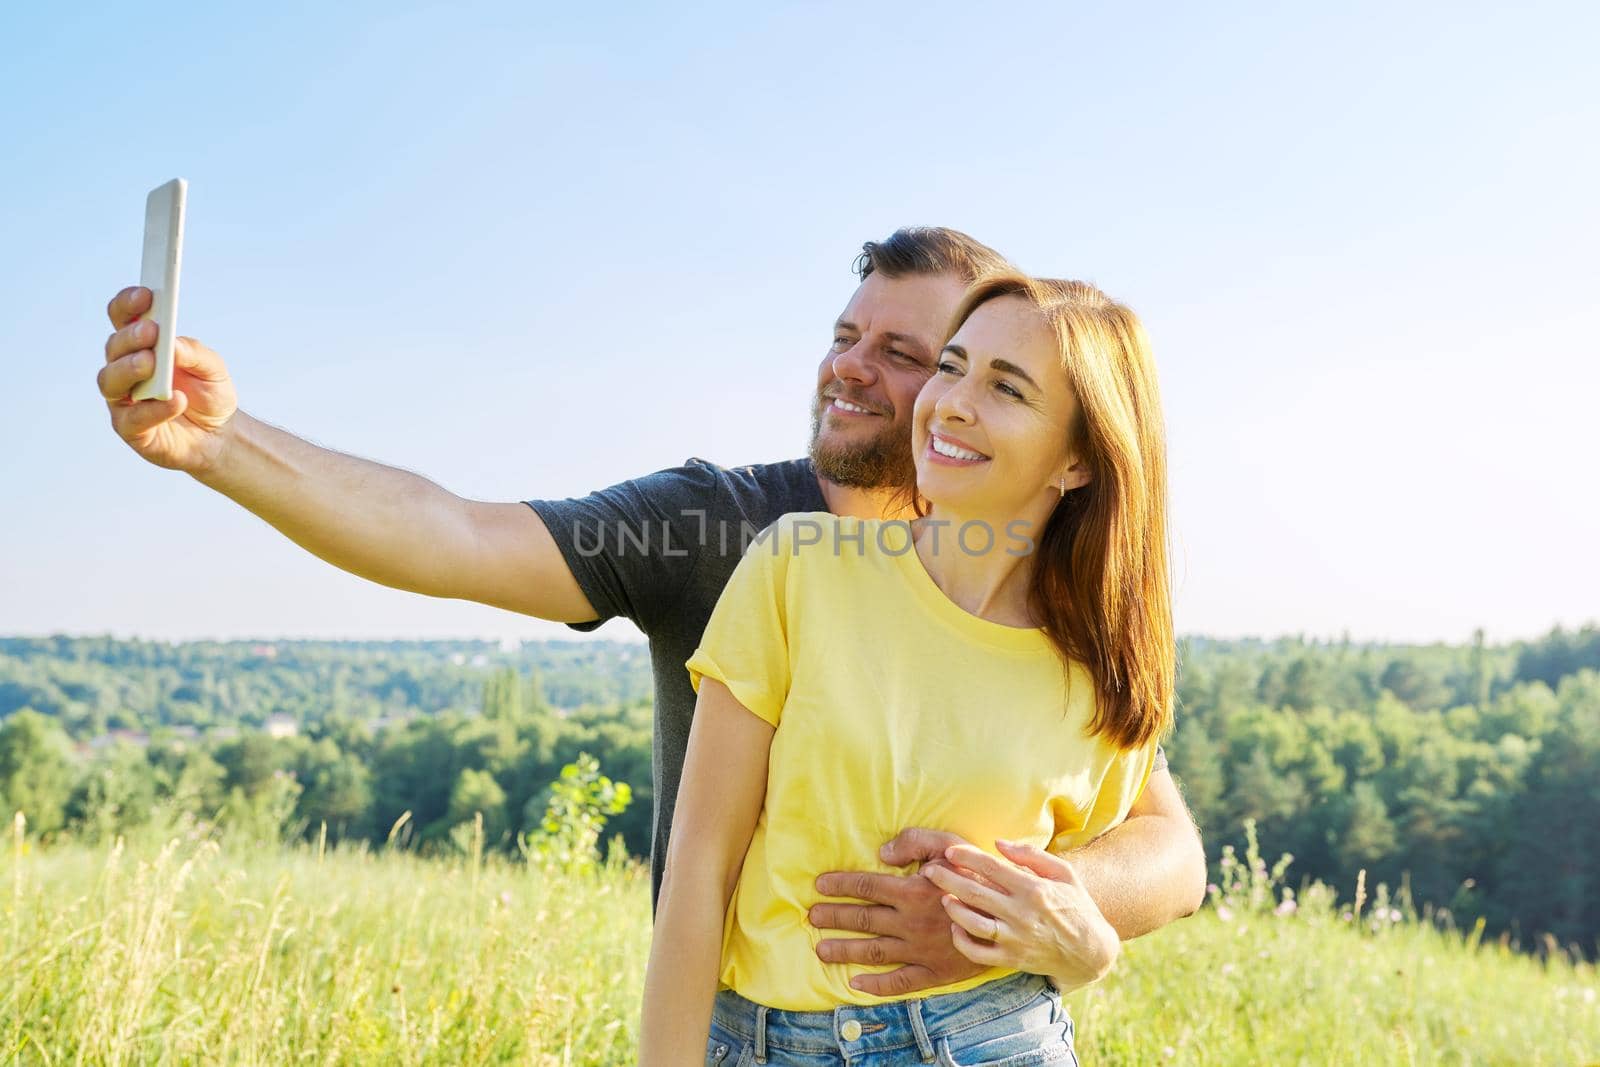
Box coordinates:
[808,827,1119,997]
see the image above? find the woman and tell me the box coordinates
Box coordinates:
[640,273,1176,1065]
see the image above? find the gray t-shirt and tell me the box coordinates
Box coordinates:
[526,456,827,906]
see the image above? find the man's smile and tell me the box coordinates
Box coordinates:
[830,397,877,416]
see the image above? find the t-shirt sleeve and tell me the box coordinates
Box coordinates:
[683,518,797,727]
[524,460,718,634]
[1050,740,1162,853]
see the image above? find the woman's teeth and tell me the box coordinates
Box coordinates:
[931,436,987,461]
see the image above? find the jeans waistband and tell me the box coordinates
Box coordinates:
[710,972,1054,1057]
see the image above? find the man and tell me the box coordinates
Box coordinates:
[98,226,1206,995]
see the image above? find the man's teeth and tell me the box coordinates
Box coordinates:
[832,399,873,414]
[932,436,987,461]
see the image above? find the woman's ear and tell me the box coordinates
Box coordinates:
[1061,459,1093,492]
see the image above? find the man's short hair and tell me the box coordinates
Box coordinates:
[853,226,1013,285]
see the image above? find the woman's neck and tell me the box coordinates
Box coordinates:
[912,506,1048,628]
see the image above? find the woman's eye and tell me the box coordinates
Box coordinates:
[936,361,960,375]
[997,381,1024,399]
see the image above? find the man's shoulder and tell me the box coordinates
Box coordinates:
[681,456,825,521]
[683,455,815,490]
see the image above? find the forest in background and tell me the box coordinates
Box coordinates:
[0,624,1596,958]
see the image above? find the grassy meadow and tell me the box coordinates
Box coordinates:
[2,817,1596,1066]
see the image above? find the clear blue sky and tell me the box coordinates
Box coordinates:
[4,1,1596,645]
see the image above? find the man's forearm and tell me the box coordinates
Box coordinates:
[195,410,478,599]
[1062,810,1207,941]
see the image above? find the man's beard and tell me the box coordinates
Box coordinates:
[808,397,919,490]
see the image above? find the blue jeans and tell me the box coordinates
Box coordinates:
[703,972,1078,1066]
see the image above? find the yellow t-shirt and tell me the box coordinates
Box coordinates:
[684,512,1158,1011]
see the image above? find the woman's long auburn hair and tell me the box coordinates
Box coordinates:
[917,273,1176,751]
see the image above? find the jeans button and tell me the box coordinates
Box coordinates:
[841,1019,863,1041]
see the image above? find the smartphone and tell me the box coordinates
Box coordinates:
[130,178,188,402]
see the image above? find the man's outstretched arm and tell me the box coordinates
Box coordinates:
[1056,766,1207,940]
[98,285,599,624]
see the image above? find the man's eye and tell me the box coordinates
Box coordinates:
[832,336,856,349]
[890,350,923,366]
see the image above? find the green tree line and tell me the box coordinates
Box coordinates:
[1166,625,1600,958]
[0,639,654,858]
[2,626,1597,957]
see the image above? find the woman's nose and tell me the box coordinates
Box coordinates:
[933,378,977,424]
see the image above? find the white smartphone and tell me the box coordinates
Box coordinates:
[130,178,188,402]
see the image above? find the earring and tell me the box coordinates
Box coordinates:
[1058,474,1065,499]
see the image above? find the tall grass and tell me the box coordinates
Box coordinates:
[3,812,648,1064]
[2,813,1596,1065]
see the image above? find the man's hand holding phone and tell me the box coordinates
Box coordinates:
[99,286,239,479]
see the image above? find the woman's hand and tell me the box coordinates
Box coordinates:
[922,839,1121,992]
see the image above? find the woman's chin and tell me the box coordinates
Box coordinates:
[913,480,967,514]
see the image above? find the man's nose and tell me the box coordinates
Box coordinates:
[830,341,877,386]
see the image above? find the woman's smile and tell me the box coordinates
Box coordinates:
[925,431,991,466]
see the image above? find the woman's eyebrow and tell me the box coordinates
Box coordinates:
[938,346,1037,390]
[988,358,1040,391]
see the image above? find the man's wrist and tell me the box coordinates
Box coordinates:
[190,410,250,493]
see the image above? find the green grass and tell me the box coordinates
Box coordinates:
[2,820,1596,1065]
[1078,902,1597,1065]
